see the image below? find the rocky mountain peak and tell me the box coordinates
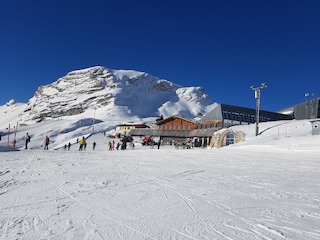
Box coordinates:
[16,66,215,122]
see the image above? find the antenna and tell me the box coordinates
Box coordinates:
[250,83,267,136]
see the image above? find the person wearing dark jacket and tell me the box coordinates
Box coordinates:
[44,136,50,150]
[25,133,31,149]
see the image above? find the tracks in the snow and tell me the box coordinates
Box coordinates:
[40,164,158,240]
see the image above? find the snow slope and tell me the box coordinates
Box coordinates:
[0,118,320,239]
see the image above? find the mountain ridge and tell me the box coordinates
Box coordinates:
[1,66,216,128]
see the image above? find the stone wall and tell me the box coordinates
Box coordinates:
[211,129,245,148]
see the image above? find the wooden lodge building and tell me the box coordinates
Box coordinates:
[125,103,294,147]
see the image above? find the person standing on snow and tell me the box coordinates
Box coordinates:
[108,141,112,151]
[25,133,31,149]
[79,136,86,151]
[44,136,50,150]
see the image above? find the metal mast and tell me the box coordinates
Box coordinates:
[250,83,267,136]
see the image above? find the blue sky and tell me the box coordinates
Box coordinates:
[1,0,319,112]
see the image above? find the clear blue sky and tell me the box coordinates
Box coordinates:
[1,0,319,112]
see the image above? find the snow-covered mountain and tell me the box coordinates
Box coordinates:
[14,66,215,123]
[0,66,216,149]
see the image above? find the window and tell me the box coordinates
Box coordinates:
[226,133,234,146]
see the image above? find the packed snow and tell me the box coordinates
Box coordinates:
[1,108,320,239]
[1,81,320,240]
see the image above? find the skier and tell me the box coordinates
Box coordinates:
[79,136,86,151]
[44,136,50,150]
[93,141,96,150]
[108,141,112,151]
[116,142,121,150]
[25,133,31,149]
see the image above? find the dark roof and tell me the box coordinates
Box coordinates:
[221,104,291,119]
[117,123,149,128]
[200,103,293,122]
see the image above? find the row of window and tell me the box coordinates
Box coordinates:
[222,111,271,123]
[118,126,134,130]
[161,125,191,130]
[197,122,222,129]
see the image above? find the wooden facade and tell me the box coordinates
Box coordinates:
[126,115,219,147]
[156,115,197,131]
[197,120,223,129]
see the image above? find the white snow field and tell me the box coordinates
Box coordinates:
[1,119,320,239]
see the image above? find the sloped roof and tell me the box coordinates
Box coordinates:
[117,123,150,129]
[199,104,222,122]
[200,103,292,122]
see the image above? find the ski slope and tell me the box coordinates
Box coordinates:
[1,120,320,239]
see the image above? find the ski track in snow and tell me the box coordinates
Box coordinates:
[0,147,320,239]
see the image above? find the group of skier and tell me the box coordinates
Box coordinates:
[75,136,96,151]
[23,133,50,150]
[19,132,135,151]
[64,142,72,150]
